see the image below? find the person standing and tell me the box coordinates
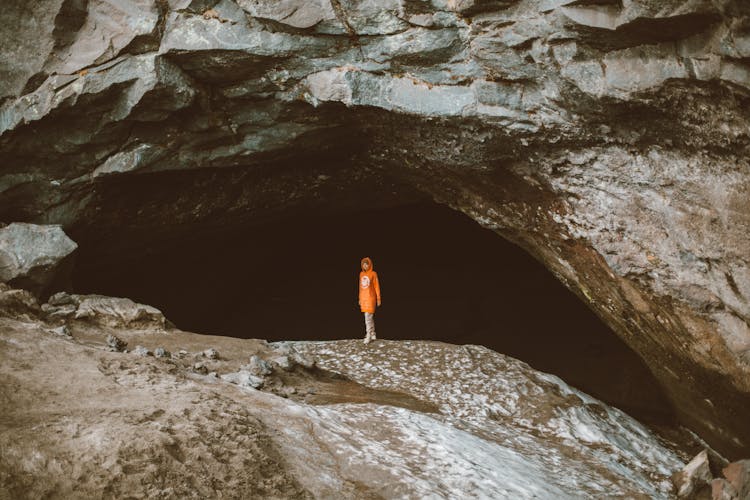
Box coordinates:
[358,257,381,344]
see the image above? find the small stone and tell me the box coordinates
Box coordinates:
[221,371,264,389]
[208,372,218,378]
[106,334,127,352]
[176,349,188,358]
[132,345,150,356]
[193,362,208,375]
[202,8,219,20]
[47,325,71,337]
[47,291,75,306]
[246,355,272,376]
[202,348,219,360]
[154,347,171,358]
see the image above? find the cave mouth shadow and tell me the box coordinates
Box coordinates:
[72,200,675,424]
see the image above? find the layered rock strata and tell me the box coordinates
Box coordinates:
[0,0,748,456]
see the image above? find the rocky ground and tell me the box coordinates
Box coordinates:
[2,284,740,499]
[1,0,748,456]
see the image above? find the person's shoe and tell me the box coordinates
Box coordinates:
[363,335,371,345]
[371,333,377,341]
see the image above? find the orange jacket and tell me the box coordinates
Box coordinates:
[358,257,381,313]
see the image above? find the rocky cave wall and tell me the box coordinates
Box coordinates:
[0,0,749,458]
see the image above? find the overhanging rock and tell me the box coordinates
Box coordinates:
[0,223,77,298]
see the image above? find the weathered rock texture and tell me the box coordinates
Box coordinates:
[0,223,77,297]
[0,291,695,498]
[0,0,749,457]
[44,291,168,329]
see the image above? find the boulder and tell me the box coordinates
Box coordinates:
[673,450,713,498]
[42,292,167,330]
[721,460,750,500]
[47,325,71,338]
[0,224,77,298]
[74,296,165,329]
[711,478,739,500]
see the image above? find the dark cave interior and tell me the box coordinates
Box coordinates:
[72,200,675,424]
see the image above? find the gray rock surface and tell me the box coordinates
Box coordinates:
[0,224,77,297]
[246,354,273,376]
[154,347,171,358]
[0,0,748,457]
[132,345,151,356]
[221,370,265,389]
[47,325,72,338]
[44,292,167,329]
[202,348,219,359]
[271,354,294,371]
[106,334,128,352]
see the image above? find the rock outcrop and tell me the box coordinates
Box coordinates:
[0,0,749,457]
[673,451,750,499]
[0,223,77,297]
[43,291,168,329]
[672,449,714,498]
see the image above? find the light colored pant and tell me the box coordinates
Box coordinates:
[364,312,376,339]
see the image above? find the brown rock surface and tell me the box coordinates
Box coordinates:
[0,287,700,498]
[722,460,750,499]
[712,478,740,500]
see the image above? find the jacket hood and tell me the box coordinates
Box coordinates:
[361,257,373,271]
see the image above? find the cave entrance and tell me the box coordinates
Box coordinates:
[72,200,673,423]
